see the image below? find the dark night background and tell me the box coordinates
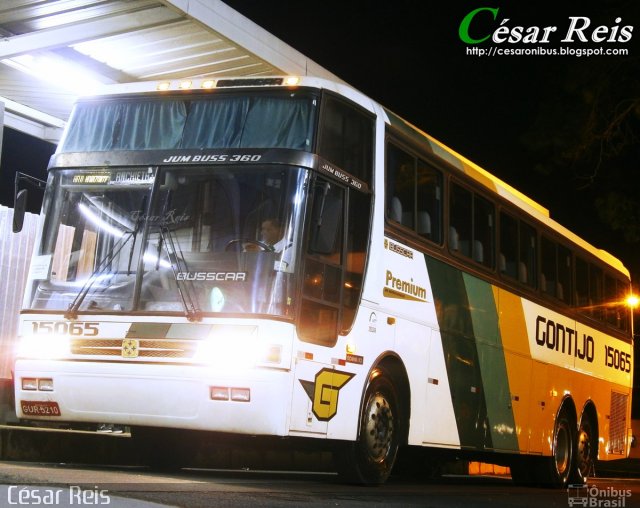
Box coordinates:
[1,1,639,411]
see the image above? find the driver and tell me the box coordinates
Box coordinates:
[261,219,287,251]
[260,218,293,271]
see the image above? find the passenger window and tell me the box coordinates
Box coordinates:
[499,212,518,279]
[519,222,537,288]
[386,144,414,227]
[417,160,442,243]
[449,184,472,258]
[449,183,494,268]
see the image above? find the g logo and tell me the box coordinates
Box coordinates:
[300,368,354,421]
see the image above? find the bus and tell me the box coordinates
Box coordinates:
[12,76,634,486]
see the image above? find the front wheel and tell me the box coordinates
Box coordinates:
[336,368,403,485]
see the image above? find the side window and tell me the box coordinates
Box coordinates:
[604,274,618,327]
[540,236,556,299]
[499,212,518,279]
[386,142,443,244]
[386,144,414,227]
[614,277,632,332]
[318,95,373,186]
[540,236,572,303]
[519,221,537,288]
[575,257,590,309]
[449,184,472,258]
[557,244,572,304]
[473,194,494,268]
[499,212,537,288]
[417,159,442,243]
[449,183,494,268]
[590,265,604,321]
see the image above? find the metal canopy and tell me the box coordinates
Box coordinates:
[0,0,341,143]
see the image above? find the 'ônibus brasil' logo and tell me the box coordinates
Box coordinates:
[299,368,354,421]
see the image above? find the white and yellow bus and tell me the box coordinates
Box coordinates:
[13,76,634,486]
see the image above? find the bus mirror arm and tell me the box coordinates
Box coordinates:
[13,172,46,233]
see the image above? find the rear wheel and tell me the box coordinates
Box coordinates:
[572,414,596,483]
[336,368,403,485]
[539,406,575,488]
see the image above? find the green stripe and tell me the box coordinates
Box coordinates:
[426,256,518,451]
[426,257,488,449]
[462,273,518,451]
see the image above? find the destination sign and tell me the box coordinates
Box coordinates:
[67,170,155,186]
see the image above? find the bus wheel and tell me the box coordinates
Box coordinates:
[540,406,575,488]
[573,414,596,483]
[336,368,402,485]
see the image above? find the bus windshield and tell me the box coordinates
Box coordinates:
[26,166,307,318]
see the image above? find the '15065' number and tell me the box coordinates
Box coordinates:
[604,345,631,372]
[31,321,99,336]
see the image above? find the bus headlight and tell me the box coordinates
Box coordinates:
[192,326,283,370]
[16,335,70,360]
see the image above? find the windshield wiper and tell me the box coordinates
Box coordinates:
[64,231,134,319]
[65,197,147,320]
[156,224,202,322]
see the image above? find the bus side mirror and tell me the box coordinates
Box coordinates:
[13,172,46,233]
[13,189,28,233]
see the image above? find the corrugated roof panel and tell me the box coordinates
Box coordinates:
[72,21,223,60]
[0,0,163,34]
[0,0,340,140]
[0,64,75,120]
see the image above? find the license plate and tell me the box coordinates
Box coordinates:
[20,400,61,417]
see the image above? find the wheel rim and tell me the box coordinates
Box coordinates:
[554,420,571,476]
[363,392,395,462]
[576,426,592,478]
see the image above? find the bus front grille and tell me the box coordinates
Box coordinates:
[70,338,197,359]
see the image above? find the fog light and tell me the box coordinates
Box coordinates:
[230,387,250,402]
[22,378,38,391]
[210,386,229,401]
[38,379,54,391]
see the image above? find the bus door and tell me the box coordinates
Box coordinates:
[290,176,367,435]
[290,177,346,434]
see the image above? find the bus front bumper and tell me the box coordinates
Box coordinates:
[14,359,292,436]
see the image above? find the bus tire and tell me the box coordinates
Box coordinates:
[539,405,575,488]
[336,367,402,485]
[572,411,597,483]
